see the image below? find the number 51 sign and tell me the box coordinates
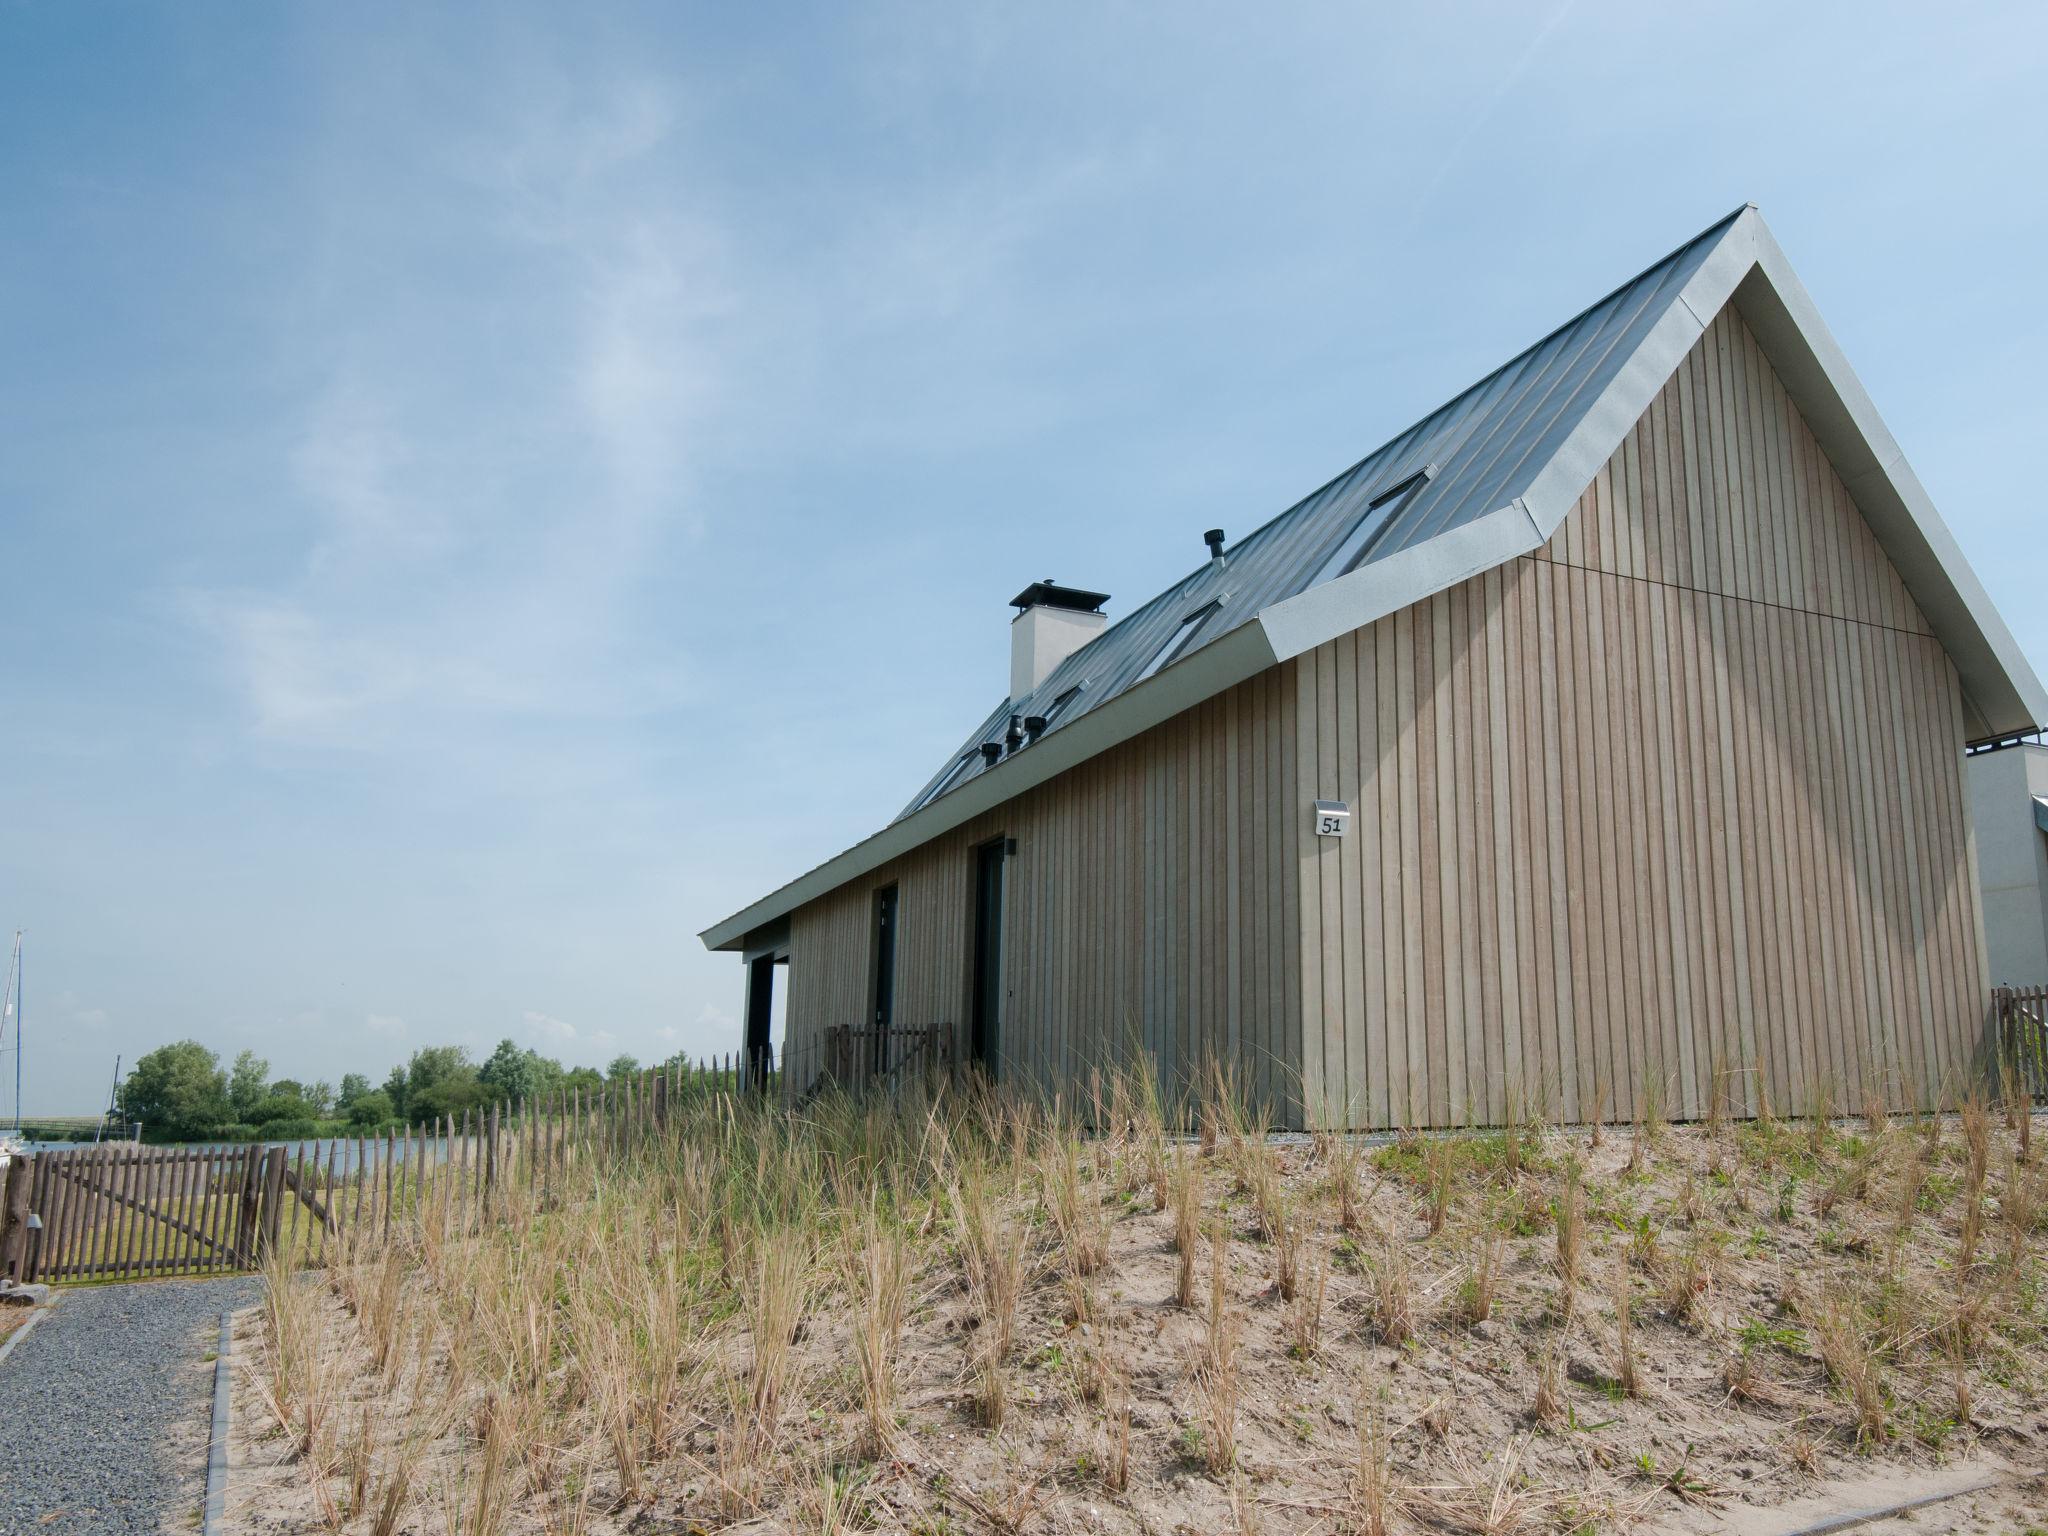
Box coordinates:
[1313,800,1350,838]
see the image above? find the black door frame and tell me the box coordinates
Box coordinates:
[970,837,1008,1076]
[868,883,899,1076]
[744,952,779,1091]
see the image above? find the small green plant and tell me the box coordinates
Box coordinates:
[1775,1175,1801,1223]
[1736,1319,1804,1353]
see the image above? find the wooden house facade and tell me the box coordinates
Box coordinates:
[702,207,2045,1129]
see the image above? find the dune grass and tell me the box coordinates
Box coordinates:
[243,1067,2048,1536]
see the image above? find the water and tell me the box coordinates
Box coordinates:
[13,1134,477,1177]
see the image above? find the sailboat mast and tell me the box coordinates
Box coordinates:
[97,1054,120,1144]
[1,931,18,1138]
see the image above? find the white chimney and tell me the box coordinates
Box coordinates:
[1009,580,1109,700]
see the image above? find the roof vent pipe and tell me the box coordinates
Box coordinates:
[978,742,1003,766]
[1005,713,1025,755]
[1204,528,1227,571]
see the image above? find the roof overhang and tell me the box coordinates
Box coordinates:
[701,207,2047,952]
[699,621,1281,950]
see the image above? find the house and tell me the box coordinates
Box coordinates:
[700,206,2047,1129]
[1966,740,2048,988]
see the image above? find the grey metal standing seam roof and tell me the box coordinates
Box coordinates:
[895,207,1743,822]
[703,204,2048,952]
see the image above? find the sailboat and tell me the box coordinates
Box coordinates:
[0,931,21,1165]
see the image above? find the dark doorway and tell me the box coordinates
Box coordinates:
[744,953,777,1090]
[869,884,898,1075]
[970,839,1006,1075]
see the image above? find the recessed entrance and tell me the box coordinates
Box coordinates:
[868,884,898,1075]
[970,839,1006,1075]
[744,951,787,1090]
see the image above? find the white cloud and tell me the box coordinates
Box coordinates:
[294,370,444,567]
[187,69,724,754]
[522,1010,616,1054]
[365,1013,408,1039]
[522,1009,576,1044]
[52,991,109,1034]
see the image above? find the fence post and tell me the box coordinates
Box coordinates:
[234,1147,261,1263]
[485,1104,500,1195]
[255,1147,288,1261]
[0,1155,32,1282]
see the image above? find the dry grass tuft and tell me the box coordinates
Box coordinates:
[1366,1237,1417,1347]
[1531,1344,1563,1425]
[1403,1438,1563,1536]
[1206,1219,1231,1364]
[1287,1249,1329,1360]
[1272,1195,1304,1302]
[1425,1140,1457,1235]
[1455,1231,1501,1326]
[747,1239,809,1437]
[1552,1161,1585,1319]
[1612,1263,1642,1399]
[1046,1135,1110,1279]
[955,1177,1026,1429]
[1350,1399,1393,1536]
[1196,1227,1241,1476]
[1172,1148,1201,1308]
[845,1204,909,1458]
[1326,1133,1368,1233]
[1810,1285,1888,1447]
[1103,1344,1132,1494]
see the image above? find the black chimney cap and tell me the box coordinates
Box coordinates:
[1204,528,1226,556]
[978,742,1003,765]
[1010,580,1110,614]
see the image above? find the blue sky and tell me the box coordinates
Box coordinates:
[4,3,2044,1111]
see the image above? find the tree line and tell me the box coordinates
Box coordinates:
[115,1038,669,1143]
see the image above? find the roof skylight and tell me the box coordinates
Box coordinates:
[908,751,979,814]
[1134,600,1223,685]
[1309,467,1434,587]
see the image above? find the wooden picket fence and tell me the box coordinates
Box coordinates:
[779,1022,960,1106]
[1995,984,2048,1101]
[0,1054,765,1287]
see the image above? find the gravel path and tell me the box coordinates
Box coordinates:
[0,1276,262,1535]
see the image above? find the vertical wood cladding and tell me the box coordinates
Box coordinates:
[1296,308,1984,1125]
[784,667,1305,1121]
[783,303,1987,1128]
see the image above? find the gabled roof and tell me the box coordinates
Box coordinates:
[703,205,2046,952]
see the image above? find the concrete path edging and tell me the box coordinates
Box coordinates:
[0,1293,59,1371]
[203,1310,233,1536]
[1775,1473,2011,1535]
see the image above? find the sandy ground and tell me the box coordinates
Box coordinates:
[223,1115,2048,1534]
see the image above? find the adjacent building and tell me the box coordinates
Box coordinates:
[702,206,2046,1128]
[1966,741,2048,989]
